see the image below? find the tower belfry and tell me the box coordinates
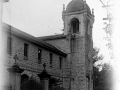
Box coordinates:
[62,0,95,90]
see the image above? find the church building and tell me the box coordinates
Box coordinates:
[2,0,94,90]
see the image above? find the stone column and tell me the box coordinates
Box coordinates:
[7,64,24,90]
[38,63,51,90]
[43,78,49,90]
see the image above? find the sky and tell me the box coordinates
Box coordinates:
[2,0,118,63]
[3,0,113,63]
[2,0,120,89]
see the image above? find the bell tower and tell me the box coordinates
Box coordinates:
[62,0,94,90]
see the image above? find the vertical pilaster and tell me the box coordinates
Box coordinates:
[43,78,49,90]
[38,63,51,90]
[7,64,24,90]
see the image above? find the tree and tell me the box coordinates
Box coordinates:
[49,77,65,90]
[93,47,104,63]
[93,47,113,90]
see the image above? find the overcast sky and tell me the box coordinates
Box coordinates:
[2,0,114,63]
[2,0,120,89]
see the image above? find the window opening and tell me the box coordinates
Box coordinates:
[59,57,62,69]
[50,53,53,67]
[7,37,12,55]
[24,43,28,60]
[38,49,42,63]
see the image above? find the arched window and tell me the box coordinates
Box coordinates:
[70,18,79,33]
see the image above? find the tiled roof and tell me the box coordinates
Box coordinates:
[2,23,67,57]
[38,34,69,54]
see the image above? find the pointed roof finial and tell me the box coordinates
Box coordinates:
[14,54,18,64]
[63,4,65,11]
[62,4,65,21]
[83,0,86,2]
[92,9,94,15]
[83,0,87,11]
[43,63,46,70]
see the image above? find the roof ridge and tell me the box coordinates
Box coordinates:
[38,34,66,41]
[2,23,67,57]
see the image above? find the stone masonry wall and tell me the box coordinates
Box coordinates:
[2,29,66,89]
[71,36,86,90]
[45,38,71,89]
[45,36,89,90]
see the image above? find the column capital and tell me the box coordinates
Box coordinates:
[38,63,51,80]
[7,64,24,74]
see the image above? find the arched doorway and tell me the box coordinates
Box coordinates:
[21,74,29,84]
[21,74,43,90]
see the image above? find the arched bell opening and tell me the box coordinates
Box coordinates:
[70,18,79,33]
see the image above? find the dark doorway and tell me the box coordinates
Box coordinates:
[21,74,43,90]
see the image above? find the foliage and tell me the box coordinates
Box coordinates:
[93,47,104,64]
[50,86,65,90]
[49,77,65,90]
[93,47,113,90]
[49,77,63,88]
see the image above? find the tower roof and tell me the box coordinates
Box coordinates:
[66,0,91,14]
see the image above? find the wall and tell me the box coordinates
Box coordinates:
[2,26,67,89]
[44,38,71,89]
